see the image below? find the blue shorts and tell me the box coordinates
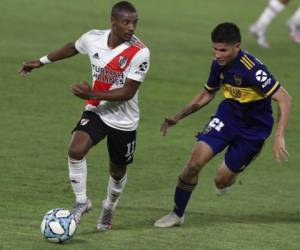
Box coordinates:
[196,115,265,173]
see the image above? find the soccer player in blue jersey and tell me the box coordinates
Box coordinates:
[154,22,292,228]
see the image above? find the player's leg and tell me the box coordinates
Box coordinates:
[97,128,136,231]
[154,141,214,228]
[214,136,265,196]
[250,0,289,48]
[68,111,107,223]
[154,115,231,228]
[97,162,127,231]
[214,162,239,196]
[287,7,300,43]
[68,130,92,202]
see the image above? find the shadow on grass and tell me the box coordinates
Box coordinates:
[117,205,300,228]
[72,205,300,236]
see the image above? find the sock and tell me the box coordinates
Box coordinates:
[104,174,127,210]
[68,156,87,204]
[289,7,300,26]
[254,0,286,31]
[173,177,197,217]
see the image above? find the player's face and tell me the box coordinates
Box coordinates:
[111,11,138,41]
[212,42,240,66]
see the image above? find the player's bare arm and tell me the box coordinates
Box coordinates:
[271,87,292,164]
[71,78,140,101]
[18,42,78,76]
[160,89,216,136]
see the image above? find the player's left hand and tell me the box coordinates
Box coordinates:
[71,81,94,99]
[273,135,289,165]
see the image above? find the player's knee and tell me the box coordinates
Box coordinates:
[187,161,202,177]
[68,146,86,160]
[109,162,127,180]
[110,171,125,181]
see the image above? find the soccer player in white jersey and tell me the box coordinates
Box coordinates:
[18,1,150,231]
[250,0,300,48]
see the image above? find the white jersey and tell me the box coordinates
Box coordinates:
[75,29,150,131]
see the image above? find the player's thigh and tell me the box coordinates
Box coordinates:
[187,141,214,169]
[69,111,108,159]
[107,127,136,166]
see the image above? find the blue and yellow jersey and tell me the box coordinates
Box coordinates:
[204,50,281,138]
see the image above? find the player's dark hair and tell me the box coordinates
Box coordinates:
[111,1,136,18]
[211,22,241,44]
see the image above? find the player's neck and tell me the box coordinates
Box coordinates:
[107,32,125,49]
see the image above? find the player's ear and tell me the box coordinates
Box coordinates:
[234,42,241,50]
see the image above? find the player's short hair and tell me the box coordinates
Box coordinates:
[211,22,241,44]
[111,1,136,18]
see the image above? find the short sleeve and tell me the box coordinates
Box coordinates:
[75,32,89,54]
[204,60,221,92]
[247,64,280,97]
[126,48,150,82]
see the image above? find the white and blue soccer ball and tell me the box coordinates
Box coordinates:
[41,208,76,243]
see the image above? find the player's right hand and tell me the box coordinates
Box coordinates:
[160,117,178,136]
[18,60,43,76]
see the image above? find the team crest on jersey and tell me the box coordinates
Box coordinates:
[119,56,128,69]
[233,75,242,86]
[202,126,212,134]
[80,118,89,126]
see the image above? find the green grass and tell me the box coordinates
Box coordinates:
[1,0,300,249]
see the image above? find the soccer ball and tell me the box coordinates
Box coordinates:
[41,208,76,243]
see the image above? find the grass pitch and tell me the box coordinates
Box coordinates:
[1,0,300,249]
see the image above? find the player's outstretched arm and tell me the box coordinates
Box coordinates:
[271,87,292,164]
[71,78,141,101]
[160,89,216,136]
[18,42,78,76]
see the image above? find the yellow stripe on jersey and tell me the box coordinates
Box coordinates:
[204,83,219,91]
[240,58,253,70]
[243,55,255,67]
[265,81,279,97]
[222,83,265,103]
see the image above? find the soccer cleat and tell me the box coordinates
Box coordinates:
[249,24,270,48]
[73,198,92,224]
[153,212,184,228]
[286,21,300,44]
[216,187,230,196]
[96,200,115,231]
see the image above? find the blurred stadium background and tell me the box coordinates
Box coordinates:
[0,0,299,249]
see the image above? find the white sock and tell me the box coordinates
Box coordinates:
[104,174,127,210]
[68,156,87,204]
[289,7,300,26]
[254,0,286,31]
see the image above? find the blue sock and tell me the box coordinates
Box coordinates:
[173,178,197,217]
